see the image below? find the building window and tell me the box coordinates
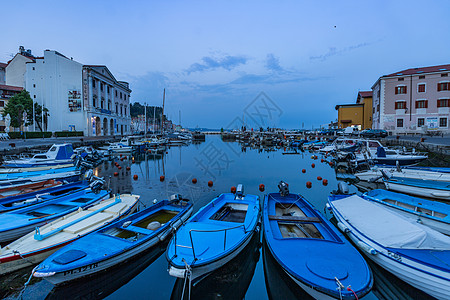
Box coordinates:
[115,104,118,114]
[92,80,96,88]
[107,86,110,93]
[100,83,103,92]
[33,84,36,88]
[124,107,127,116]
[440,118,448,127]
[418,84,425,93]
[32,67,35,70]
[419,75,425,79]
[120,105,123,115]
[437,99,450,107]
[395,86,407,94]
[417,118,425,127]
[33,95,36,98]
[398,78,404,81]
[395,101,406,109]
[397,119,404,127]
[93,97,96,107]
[442,73,448,77]
[438,82,449,91]
[120,92,122,99]
[415,100,428,109]
[377,104,380,112]
[0,100,4,107]
[101,100,104,109]
[377,90,380,98]
[115,90,117,97]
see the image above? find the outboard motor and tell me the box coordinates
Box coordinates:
[278,181,289,196]
[336,182,349,195]
[84,169,94,182]
[235,184,244,199]
[169,194,188,204]
[90,178,105,194]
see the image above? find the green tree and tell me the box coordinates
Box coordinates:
[2,90,33,129]
[2,90,48,131]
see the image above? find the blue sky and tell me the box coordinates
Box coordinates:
[2,0,450,129]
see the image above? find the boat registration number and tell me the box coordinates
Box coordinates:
[63,263,98,276]
[387,251,402,261]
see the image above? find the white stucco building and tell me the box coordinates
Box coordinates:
[24,50,131,136]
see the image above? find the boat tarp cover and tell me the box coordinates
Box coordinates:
[333,195,450,250]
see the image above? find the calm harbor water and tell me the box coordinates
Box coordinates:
[2,135,434,300]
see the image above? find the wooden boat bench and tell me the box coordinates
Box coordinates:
[268,215,321,223]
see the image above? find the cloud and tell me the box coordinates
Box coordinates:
[265,53,283,72]
[186,55,247,74]
[310,42,370,61]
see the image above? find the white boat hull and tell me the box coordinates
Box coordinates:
[384,181,450,200]
[332,213,450,300]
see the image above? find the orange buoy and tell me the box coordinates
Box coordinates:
[133,174,138,180]
[114,172,119,176]
[302,169,306,173]
[306,181,312,188]
[118,166,122,170]
[192,178,197,184]
[120,154,123,157]
[120,158,124,161]
[124,156,127,160]
[317,176,322,181]
[321,159,324,163]
[322,179,328,186]
[329,162,334,167]
[231,186,236,193]
[311,163,315,168]
[160,176,165,182]
[208,180,213,187]
[259,184,265,192]
[126,166,131,171]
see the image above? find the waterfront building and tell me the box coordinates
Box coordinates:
[0,84,23,131]
[372,64,450,134]
[5,47,36,88]
[0,62,6,84]
[24,50,131,136]
[335,91,373,129]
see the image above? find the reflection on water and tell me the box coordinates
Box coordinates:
[0,136,439,300]
[170,231,261,300]
[45,240,169,300]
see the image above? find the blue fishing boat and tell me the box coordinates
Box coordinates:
[33,195,193,285]
[2,144,74,168]
[0,166,77,182]
[166,185,260,281]
[263,182,373,300]
[0,185,108,243]
[384,176,450,200]
[327,193,450,300]
[362,189,450,235]
[0,181,90,213]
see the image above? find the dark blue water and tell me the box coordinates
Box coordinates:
[2,135,433,299]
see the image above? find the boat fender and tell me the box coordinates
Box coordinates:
[123,221,132,228]
[337,222,350,233]
[147,221,161,231]
[357,241,377,255]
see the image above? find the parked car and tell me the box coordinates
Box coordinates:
[360,129,388,138]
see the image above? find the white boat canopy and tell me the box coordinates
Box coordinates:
[332,195,450,250]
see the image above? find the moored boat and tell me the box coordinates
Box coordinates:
[33,195,193,285]
[263,182,373,299]
[0,179,63,199]
[362,189,450,235]
[384,176,450,200]
[0,194,139,275]
[0,181,90,213]
[355,166,450,182]
[2,144,74,168]
[0,186,109,243]
[327,193,450,300]
[166,185,260,281]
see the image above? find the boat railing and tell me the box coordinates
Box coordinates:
[173,223,246,261]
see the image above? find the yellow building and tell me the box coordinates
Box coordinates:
[335,91,373,129]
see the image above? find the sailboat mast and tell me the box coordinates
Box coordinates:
[161,88,165,134]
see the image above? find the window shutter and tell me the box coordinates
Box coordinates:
[438,100,441,108]
[425,100,428,108]
[415,101,418,109]
[404,86,407,93]
[438,83,441,91]
[395,87,398,94]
